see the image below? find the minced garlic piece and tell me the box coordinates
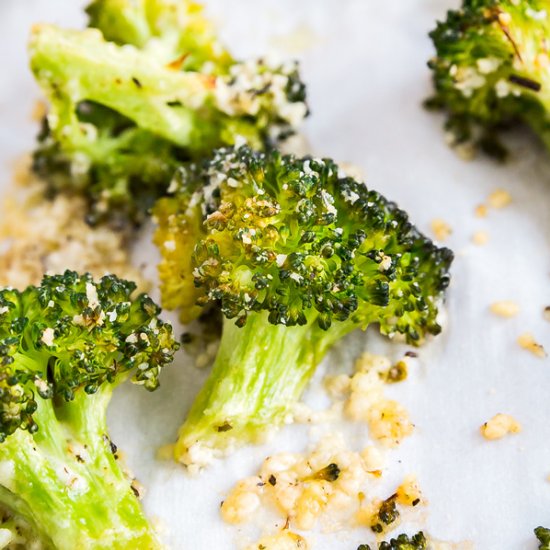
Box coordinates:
[543,306,550,322]
[480,413,522,440]
[487,188,512,209]
[517,332,547,358]
[246,531,308,550]
[430,219,452,242]
[472,231,489,245]
[490,301,519,318]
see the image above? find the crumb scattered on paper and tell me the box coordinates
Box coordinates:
[480,414,521,440]
[471,231,489,246]
[221,433,420,543]
[0,162,148,292]
[517,333,547,358]
[474,204,488,218]
[430,219,452,242]
[489,301,519,318]
[487,189,512,209]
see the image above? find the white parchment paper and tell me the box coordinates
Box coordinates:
[1,2,550,549]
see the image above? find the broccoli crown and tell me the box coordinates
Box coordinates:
[358,532,427,550]
[30,3,307,225]
[154,146,452,342]
[0,270,177,441]
[427,0,550,158]
[536,527,550,549]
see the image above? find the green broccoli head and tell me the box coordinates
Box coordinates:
[156,146,450,338]
[536,527,550,549]
[29,2,308,225]
[358,531,428,550]
[153,146,452,467]
[0,271,178,549]
[427,0,550,159]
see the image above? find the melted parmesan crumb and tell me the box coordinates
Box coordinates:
[221,434,420,544]
[246,531,308,550]
[0,168,148,291]
[325,353,414,447]
[487,189,512,209]
[430,219,452,242]
[489,301,519,318]
[474,204,488,218]
[471,231,489,246]
[480,413,522,440]
[517,333,547,358]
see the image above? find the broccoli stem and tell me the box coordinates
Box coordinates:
[0,393,160,550]
[175,311,354,463]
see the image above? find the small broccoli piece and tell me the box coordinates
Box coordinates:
[536,527,550,549]
[358,531,428,550]
[86,0,233,72]
[29,1,307,225]
[370,495,399,533]
[427,0,550,159]
[0,271,178,549]
[153,146,453,466]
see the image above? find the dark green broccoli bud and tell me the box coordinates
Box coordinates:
[0,271,178,549]
[153,145,453,466]
[427,0,550,159]
[311,463,341,482]
[29,1,307,225]
[536,526,550,549]
[370,495,399,533]
[358,531,428,550]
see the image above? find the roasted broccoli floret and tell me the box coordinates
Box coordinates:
[536,527,550,549]
[153,145,453,466]
[427,0,550,159]
[358,531,428,550]
[0,271,178,549]
[30,1,307,225]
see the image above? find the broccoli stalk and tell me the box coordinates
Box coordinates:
[153,146,453,466]
[427,0,550,159]
[0,271,178,549]
[179,312,352,449]
[29,1,307,225]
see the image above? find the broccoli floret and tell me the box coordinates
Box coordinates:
[536,527,550,549]
[86,0,234,72]
[358,531,428,550]
[30,1,307,225]
[427,0,550,159]
[0,271,178,549]
[153,146,453,466]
